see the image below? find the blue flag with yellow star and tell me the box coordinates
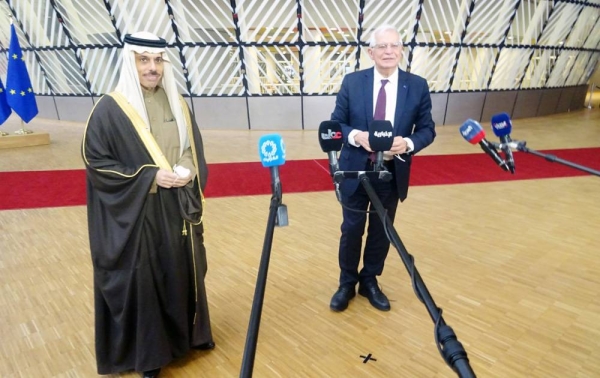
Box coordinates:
[0,78,12,125]
[6,24,38,123]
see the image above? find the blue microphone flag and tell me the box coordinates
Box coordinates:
[491,113,512,137]
[459,119,486,144]
[258,134,286,167]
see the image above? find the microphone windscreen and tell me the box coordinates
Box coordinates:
[368,120,394,151]
[490,112,512,137]
[459,119,486,144]
[318,121,343,152]
[258,134,286,167]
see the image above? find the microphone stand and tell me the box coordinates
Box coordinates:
[335,169,476,378]
[240,166,288,378]
[514,142,600,177]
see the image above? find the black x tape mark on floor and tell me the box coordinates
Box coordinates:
[360,353,377,363]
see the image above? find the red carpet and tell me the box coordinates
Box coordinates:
[1,147,599,210]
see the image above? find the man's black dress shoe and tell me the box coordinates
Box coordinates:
[193,341,216,350]
[358,282,390,311]
[330,285,356,311]
[142,368,161,378]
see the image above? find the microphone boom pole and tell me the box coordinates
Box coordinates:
[318,120,474,377]
[356,173,476,378]
[241,135,288,377]
[239,183,281,378]
[515,142,600,177]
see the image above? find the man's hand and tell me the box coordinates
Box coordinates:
[388,136,408,155]
[356,133,407,155]
[354,131,373,152]
[156,169,192,188]
[173,173,192,187]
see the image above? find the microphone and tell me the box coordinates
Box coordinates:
[368,120,394,171]
[259,133,286,198]
[318,120,344,202]
[459,119,509,172]
[491,112,515,174]
[258,134,288,225]
[318,120,343,176]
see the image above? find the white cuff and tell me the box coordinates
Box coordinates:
[404,138,414,153]
[348,129,360,147]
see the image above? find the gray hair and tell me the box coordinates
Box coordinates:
[368,25,402,47]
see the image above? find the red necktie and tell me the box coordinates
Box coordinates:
[370,79,389,162]
[374,79,389,120]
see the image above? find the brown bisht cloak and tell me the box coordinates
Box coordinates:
[82,93,212,374]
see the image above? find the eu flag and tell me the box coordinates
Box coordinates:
[6,24,38,123]
[0,78,12,125]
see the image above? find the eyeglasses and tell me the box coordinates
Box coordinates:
[373,42,402,50]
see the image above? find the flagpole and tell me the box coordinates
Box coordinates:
[7,14,11,139]
[1,16,11,136]
[15,119,33,135]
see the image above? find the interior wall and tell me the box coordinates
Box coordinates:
[587,61,600,87]
[41,85,589,129]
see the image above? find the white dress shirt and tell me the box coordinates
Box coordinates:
[348,68,414,156]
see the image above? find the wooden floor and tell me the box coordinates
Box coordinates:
[0,109,599,377]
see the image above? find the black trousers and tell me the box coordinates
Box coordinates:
[338,161,400,287]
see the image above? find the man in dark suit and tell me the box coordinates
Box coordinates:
[329,25,436,312]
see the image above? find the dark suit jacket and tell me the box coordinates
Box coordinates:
[331,67,436,201]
